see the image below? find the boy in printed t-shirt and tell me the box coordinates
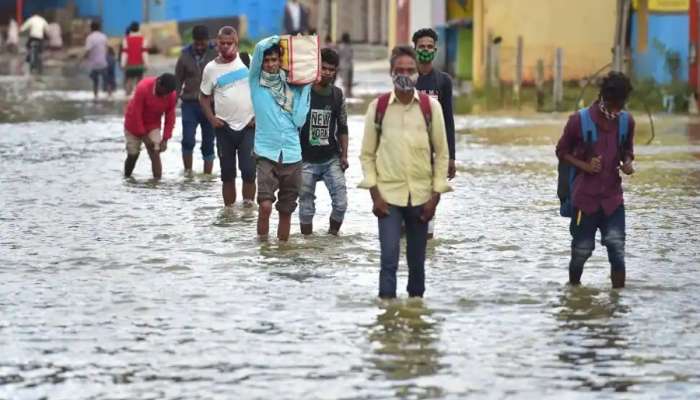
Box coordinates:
[299,48,349,236]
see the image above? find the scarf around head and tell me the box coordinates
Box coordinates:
[260,69,293,113]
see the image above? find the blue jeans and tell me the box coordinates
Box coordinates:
[89,68,107,91]
[378,205,429,298]
[181,101,215,161]
[299,157,347,225]
[569,205,626,278]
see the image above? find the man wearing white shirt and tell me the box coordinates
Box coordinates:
[199,26,256,208]
[20,14,49,73]
[20,14,48,41]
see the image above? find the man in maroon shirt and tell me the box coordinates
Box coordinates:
[123,73,177,179]
[556,72,635,288]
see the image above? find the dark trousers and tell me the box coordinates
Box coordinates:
[181,101,215,161]
[215,124,255,183]
[569,205,626,278]
[378,205,429,298]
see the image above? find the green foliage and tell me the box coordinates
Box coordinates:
[627,78,663,112]
[451,78,692,115]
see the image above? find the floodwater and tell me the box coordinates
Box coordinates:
[1,82,699,400]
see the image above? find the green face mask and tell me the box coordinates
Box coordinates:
[416,49,436,63]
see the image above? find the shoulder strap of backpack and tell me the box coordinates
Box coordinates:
[578,107,597,144]
[418,92,433,133]
[418,92,435,165]
[374,93,392,137]
[618,111,629,146]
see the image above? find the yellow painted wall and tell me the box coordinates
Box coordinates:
[447,0,474,20]
[475,0,618,85]
[632,0,689,12]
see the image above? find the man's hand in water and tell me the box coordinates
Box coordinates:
[159,140,168,153]
[621,159,635,175]
[370,187,390,218]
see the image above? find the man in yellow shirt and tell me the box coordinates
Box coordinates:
[359,46,452,299]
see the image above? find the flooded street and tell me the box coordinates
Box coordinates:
[1,87,699,399]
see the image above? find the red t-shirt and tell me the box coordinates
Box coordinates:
[555,102,636,216]
[124,34,145,66]
[123,77,176,141]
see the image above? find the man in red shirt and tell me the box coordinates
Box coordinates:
[556,72,635,288]
[123,73,177,179]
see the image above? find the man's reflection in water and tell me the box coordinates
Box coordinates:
[367,299,444,387]
[555,286,636,392]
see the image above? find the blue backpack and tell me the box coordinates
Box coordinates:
[557,108,629,218]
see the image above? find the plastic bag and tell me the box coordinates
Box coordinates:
[279,34,320,85]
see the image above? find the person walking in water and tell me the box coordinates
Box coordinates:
[84,21,109,99]
[20,13,49,74]
[249,35,311,241]
[122,22,149,95]
[412,28,457,239]
[299,48,349,236]
[556,72,636,289]
[199,26,256,207]
[123,73,177,179]
[359,46,452,299]
[175,25,217,175]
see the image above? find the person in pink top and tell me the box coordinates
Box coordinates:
[123,73,177,179]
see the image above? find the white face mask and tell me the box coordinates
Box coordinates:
[392,73,418,91]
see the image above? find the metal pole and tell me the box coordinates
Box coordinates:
[514,35,523,106]
[620,0,631,72]
[16,0,24,25]
[554,48,564,111]
[613,0,623,71]
[613,0,631,72]
[536,59,545,110]
[485,32,493,87]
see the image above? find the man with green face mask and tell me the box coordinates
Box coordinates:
[412,28,456,239]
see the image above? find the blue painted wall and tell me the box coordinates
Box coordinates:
[164,0,285,39]
[631,12,689,83]
[83,0,142,37]
[21,0,286,38]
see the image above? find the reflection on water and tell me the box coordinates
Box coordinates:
[555,287,634,392]
[367,300,442,381]
[1,88,699,399]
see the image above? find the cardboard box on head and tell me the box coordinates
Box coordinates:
[279,34,320,85]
